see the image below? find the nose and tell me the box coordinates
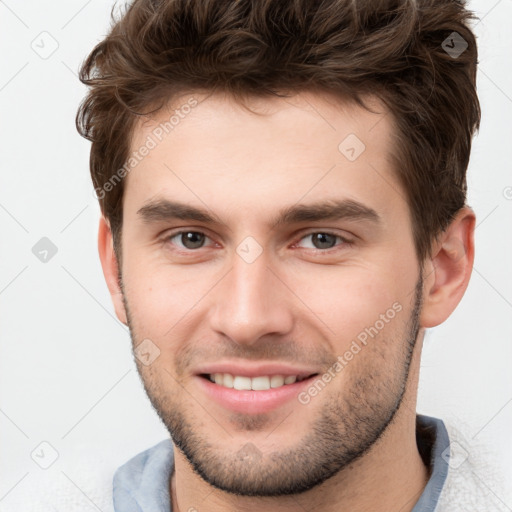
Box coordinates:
[208,245,294,346]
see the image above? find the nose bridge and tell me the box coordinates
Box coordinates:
[208,240,293,345]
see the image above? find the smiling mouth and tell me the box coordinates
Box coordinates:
[199,373,319,391]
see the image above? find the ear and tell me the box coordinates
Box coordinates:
[420,207,475,328]
[98,216,128,325]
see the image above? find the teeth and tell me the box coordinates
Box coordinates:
[209,373,300,390]
[270,375,284,388]
[233,376,252,390]
[251,376,270,390]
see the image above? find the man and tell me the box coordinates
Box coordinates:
[76,0,499,510]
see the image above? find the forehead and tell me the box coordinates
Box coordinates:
[130,89,392,156]
[124,90,403,220]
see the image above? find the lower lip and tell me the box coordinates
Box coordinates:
[195,375,317,414]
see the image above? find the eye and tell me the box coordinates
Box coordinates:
[164,230,350,253]
[295,232,349,250]
[166,231,214,250]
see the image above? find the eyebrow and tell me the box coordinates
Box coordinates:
[270,199,380,228]
[137,198,380,228]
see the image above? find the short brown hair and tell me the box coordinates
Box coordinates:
[76,0,480,261]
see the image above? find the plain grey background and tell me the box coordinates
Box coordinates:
[1,0,511,510]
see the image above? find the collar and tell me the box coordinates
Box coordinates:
[113,414,450,512]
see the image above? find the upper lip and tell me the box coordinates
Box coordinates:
[194,361,319,380]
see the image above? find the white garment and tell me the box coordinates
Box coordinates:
[435,421,509,511]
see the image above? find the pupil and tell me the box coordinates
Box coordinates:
[313,233,335,249]
[182,232,204,249]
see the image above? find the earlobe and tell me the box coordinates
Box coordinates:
[420,207,475,328]
[97,217,128,325]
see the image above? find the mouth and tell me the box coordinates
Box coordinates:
[199,372,319,391]
[196,371,320,414]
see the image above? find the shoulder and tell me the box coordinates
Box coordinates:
[436,419,509,511]
[3,444,116,512]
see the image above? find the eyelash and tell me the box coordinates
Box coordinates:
[163,230,352,254]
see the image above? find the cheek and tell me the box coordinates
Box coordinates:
[122,262,208,341]
[289,263,411,342]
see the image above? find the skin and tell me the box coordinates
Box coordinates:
[98,90,475,512]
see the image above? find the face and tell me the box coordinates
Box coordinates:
[117,90,425,495]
